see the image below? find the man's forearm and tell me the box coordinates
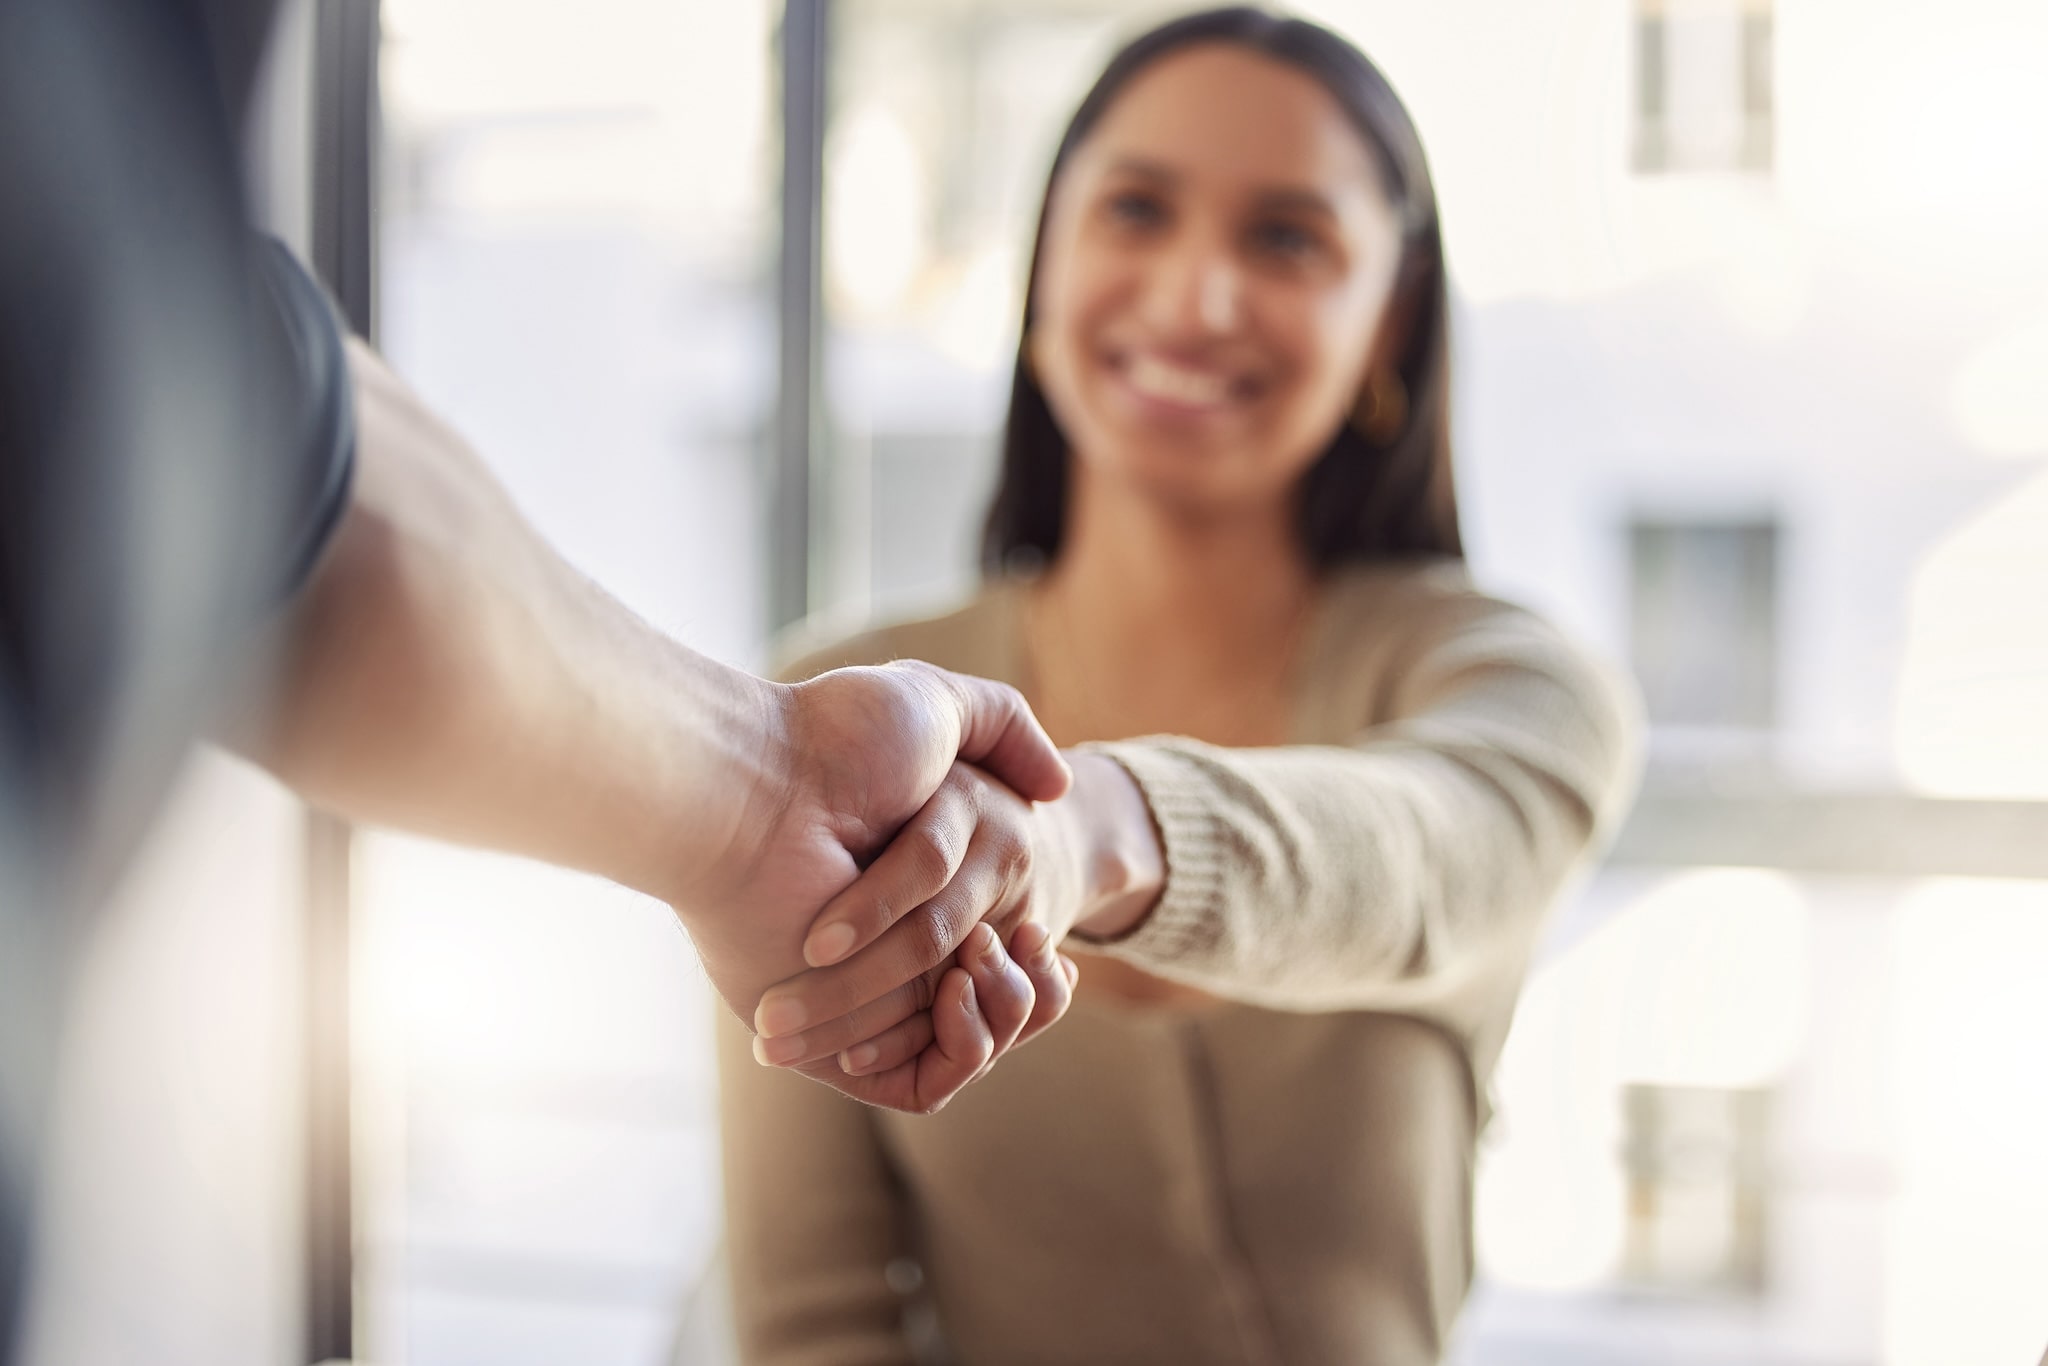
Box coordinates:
[224,341,773,904]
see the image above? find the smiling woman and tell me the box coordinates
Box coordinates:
[987,10,1459,575]
[719,9,1639,1366]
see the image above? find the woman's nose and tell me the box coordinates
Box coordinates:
[1144,235,1242,338]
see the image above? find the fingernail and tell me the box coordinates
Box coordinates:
[960,976,979,1017]
[841,1042,879,1074]
[1015,922,1057,971]
[752,1033,807,1067]
[754,996,808,1037]
[973,922,1004,968]
[806,922,857,967]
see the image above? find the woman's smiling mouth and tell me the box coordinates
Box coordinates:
[1114,350,1259,412]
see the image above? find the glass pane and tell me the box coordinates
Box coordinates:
[1629,519,1779,733]
[362,3,776,1363]
[818,0,1190,622]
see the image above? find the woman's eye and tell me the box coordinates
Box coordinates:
[1105,190,1166,228]
[1250,220,1321,259]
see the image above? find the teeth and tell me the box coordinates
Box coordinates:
[1127,355,1231,406]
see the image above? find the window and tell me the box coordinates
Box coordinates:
[1629,517,1780,737]
[1633,0,1774,175]
[1620,1083,1773,1295]
[821,0,1189,622]
[360,4,777,1362]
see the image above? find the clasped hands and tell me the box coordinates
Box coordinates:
[269,345,1157,1119]
[669,661,1155,1116]
[324,342,1152,1116]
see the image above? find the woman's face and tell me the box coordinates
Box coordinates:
[1030,44,1406,521]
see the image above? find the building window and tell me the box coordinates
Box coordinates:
[1620,1084,1773,1295]
[1628,518,1780,733]
[1633,0,1774,175]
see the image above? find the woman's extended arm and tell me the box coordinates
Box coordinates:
[1068,605,1636,1016]
[748,590,1639,1065]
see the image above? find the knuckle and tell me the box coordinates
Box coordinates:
[995,833,1031,884]
[905,912,954,976]
[892,659,950,713]
[940,905,987,963]
[854,897,896,939]
[911,826,958,888]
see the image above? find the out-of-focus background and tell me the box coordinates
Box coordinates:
[22,1,2048,1364]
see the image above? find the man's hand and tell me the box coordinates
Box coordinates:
[670,661,1080,1113]
[742,751,1165,1090]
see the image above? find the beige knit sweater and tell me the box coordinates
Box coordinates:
[718,560,1639,1366]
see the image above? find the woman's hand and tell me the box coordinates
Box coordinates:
[748,752,1166,1084]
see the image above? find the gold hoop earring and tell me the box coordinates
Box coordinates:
[1353,371,1408,444]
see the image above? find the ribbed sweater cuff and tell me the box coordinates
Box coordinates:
[1071,740,1226,967]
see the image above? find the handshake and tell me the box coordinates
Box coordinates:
[667,660,1137,1115]
[250,343,1162,1119]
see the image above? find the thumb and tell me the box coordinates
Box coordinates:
[931,668,1071,803]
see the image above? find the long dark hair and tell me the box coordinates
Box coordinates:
[981,6,1462,575]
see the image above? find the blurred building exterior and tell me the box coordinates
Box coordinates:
[349,1,2048,1364]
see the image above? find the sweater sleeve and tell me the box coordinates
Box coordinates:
[1079,592,1641,1035]
[717,1011,919,1366]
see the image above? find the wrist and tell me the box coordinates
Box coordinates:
[634,643,794,912]
[1059,750,1165,943]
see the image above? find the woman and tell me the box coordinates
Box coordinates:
[719,9,1638,1364]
